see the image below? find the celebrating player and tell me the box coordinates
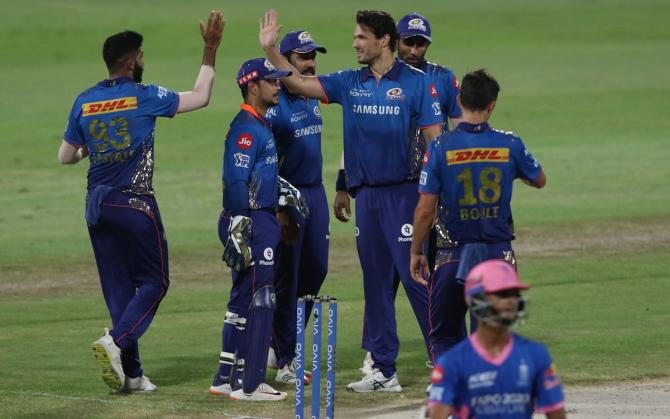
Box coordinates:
[260,9,443,392]
[410,69,547,364]
[264,30,329,385]
[58,10,224,392]
[208,57,308,401]
[426,260,566,419]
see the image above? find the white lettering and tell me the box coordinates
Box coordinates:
[293,124,323,138]
[352,104,401,115]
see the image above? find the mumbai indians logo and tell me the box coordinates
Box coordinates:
[313,105,321,117]
[385,87,405,100]
[264,59,276,71]
[408,18,427,32]
[298,31,313,43]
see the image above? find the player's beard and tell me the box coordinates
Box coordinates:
[133,61,144,83]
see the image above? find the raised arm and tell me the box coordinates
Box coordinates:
[176,10,225,113]
[259,9,327,100]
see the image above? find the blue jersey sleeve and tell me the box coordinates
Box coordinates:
[63,100,85,146]
[414,74,443,129]
[224,126,259,214]
[442,71,462,120]
[532,345,565,413]
[511,136,543,183]
[317,70,351,104]
[429,352,459,406]
[142,84,180,118]
[418,138,443,194]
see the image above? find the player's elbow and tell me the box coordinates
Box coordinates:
[534,171,547,189]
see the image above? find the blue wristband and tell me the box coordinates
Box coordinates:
[336,169,347,192]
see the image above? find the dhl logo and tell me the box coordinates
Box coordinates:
[82,97,138,116]
[446,148,509,165]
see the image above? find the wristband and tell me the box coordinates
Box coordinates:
[336,169,347,192]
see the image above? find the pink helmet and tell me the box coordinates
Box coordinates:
[465,260,529,301]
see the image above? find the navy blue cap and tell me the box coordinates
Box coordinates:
[396,13,432,42]
[237,58,292,86]
[279,30,327,55]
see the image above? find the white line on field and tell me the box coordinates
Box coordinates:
[0,390,270,418]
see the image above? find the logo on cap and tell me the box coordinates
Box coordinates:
[298,31,313,43]
[408,18,427,32]
[264,59,276,71]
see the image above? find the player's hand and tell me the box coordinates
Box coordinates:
[333,191,351,222]
[277,210,300,245]
[200,10,225,49]
[278,176,310,218]
[79,146,89,159]
[410,253,430,287]
[259,9,282,51]
[223,215,254,272]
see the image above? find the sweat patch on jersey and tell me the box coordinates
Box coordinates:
[82,97,138,116]
[446,148,509,165]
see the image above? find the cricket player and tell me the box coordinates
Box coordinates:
[58,11,224,392]
[264,30,329,385]
[426,260,566,419]
[208,57,309,401]
[410,69,547,364]
[350,11,464,375]
[260,9,443,392]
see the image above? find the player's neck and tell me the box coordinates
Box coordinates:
[108,71,133,81]
[459,110,490,126]
[246,97,269,118]
[370,51,395,80]
[476,325,512,357]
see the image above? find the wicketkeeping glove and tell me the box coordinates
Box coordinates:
[223,215,254,272]
[277,176,310,218]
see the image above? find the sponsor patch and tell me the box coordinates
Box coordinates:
[236,133,253,150]
[82,97,137,116]
[313,105,321,117]
[429,83,439,98]
[423,151,430,165]
[446,148,510,165]
[386,87,405,100]
[401,223,413,237]
[238,70,258,85]
[453,76,460,90]
[432,102,442,116]
[420,171,428,185]
[233,153,250,168]
[431,366,444,383]
[264,247,274,260]
[157,86,169,99]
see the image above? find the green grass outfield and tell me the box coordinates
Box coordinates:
[1,0,669,417]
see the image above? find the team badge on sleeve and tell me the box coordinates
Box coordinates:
[543,364,561,389]
[236,133,253,150]
[431,365,444,383]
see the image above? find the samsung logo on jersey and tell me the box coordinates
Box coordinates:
[352,104,400,115]
[266,154,278,164]
[294,124,322,138]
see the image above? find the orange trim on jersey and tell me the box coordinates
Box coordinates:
[446,148,509,165]
[240,103,270,127]
[82,96,138,116]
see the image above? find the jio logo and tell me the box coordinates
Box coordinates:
[401,224,413,237]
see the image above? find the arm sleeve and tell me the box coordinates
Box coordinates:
[415,74,444,128]
[428,353,459,406]
[533,345,566,413]
[316,69,351,105]
[442,71,462,119]
[512,136,543,183]
[223,127,259,214]
[418,139,443,195]
[63,100,85,146]
[143,84,180,118]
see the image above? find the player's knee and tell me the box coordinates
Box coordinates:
[250,285,277,311]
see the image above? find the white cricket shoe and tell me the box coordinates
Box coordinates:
[92,328,125,391]
[267,347,278,369]
[229,383,288,401]
[275,359,312,385]
[123,375,157,392]
[346,369,402,393]
[359,351,374,376]
[209,382,233,396]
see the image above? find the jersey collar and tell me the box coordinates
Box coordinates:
[98,76,134,87]
[457,122,490,133]
[240,103,270,127]
[361,59,403,81]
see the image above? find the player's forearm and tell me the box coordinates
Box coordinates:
[264,46,324,100]
[177,65,215,113]
[421,125,442,144]
[58,140,86,164]
[411,204,434,255]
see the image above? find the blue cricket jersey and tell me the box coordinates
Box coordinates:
[419,122,542,243]
[317,59,443,190]
[63,77,179,194]
[264,85,323,187]
[223,104,279,215]
[429,333,565,418]
[420,60,462,123]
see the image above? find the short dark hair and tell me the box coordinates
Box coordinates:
[356,10,398,52]
[240,84,249,100]
[459,69,500,111]
[103,30,143,72]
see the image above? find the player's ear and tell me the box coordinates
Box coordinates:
[487,100,497,114]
